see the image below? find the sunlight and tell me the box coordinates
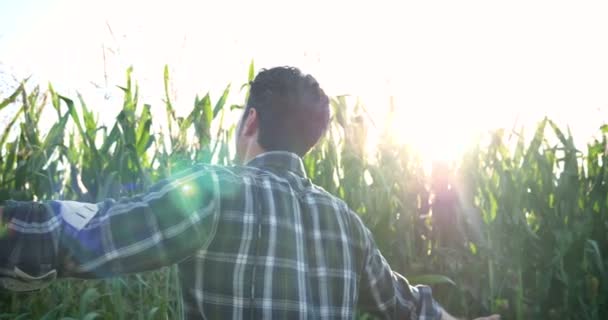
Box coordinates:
[379,102,481,167]
[1,0,607,156]
[411,129,469,164]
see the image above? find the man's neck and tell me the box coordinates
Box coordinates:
[240,144,266,165]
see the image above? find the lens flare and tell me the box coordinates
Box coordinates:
[181,184,195,196]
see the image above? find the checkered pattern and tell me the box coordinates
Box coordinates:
[1,151,442,319]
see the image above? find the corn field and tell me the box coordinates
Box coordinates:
[0,64,607,319]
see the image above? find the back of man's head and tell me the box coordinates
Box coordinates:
[246,66,330,157]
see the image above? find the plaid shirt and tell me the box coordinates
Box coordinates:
[1,151,443,319]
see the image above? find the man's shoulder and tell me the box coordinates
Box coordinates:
[298,183,365,225]
[186,163,252,180]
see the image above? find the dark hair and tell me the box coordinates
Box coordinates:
[244,66,330,156]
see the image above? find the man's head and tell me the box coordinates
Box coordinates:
[235,66,330,164]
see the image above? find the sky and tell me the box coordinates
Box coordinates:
[1,0,607,161]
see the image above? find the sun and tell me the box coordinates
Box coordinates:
[384,106,481,168]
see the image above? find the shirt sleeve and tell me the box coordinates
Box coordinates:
[356,221,444,320]
[0,164,227,288]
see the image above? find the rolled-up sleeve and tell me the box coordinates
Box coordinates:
[0,164,229,290]
[0,201,61,291]
[357,227,443,320]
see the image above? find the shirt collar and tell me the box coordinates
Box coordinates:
[245,151,307,178]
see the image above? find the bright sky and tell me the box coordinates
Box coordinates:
[1,0,607,161]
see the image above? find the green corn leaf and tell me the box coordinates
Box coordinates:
[136,104,153,155]
[408,274,456,286]
[101,123,121,155]
[62,95,102,163]
[122,67,135,113]
[242,60,255,102]
[2,141,18,182]
[40,304,65,320]
[77,93,98,139]
[48,83,61,116]
[512,127,525,166]
[79,288,100,318]
[201,93,213,129]
[0,85,23,111]
[41,111,69,155]
[213,84,231,119]
[0,105,24,150]
[523,118,547,167]
[61,95,87,145]
[99,171,118,199]
[163,65,176,128]
[248,60,255,82]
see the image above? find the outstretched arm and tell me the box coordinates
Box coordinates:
[357,227,444,319]
[0,164,229,290]
[354,213,499,320]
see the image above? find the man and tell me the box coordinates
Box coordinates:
[0,67,498,319]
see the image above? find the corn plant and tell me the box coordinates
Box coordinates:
[1,64,607,319]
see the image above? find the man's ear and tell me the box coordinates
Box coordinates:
[241,108,259,137]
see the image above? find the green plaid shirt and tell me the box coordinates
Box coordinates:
[1,151,442,319]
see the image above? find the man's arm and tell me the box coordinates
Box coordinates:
[356,226,444,319]
[0,164,227,289]
[353,213,499,320]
